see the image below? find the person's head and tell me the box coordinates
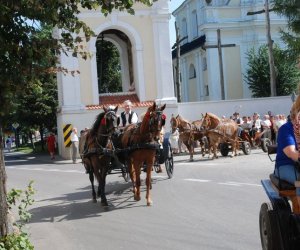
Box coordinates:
[123,100,133,113]
[290,95,300,122]
[253,112,259,119]
[72,127,77,133]
[242,116,247,122]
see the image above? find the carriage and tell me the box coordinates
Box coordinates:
[201,113,252,158]
[107,134,174,181]
[80,103,171,206]
[240,128,272,153]
[259,145,300,249]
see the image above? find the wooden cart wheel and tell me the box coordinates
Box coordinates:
[259,202,281,250]
[164,142,174,179]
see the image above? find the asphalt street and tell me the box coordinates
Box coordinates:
[4,148,273,250]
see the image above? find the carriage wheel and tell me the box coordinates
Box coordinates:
[121,163,130,182]
[261,138,272,153]
[220,143,229,157]
[165,143,174,179]
[286,214,300,249]
[241,141,251,155]
[259,202,281,250]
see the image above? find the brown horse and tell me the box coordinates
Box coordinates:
[119,102,166,206]
[170,115,207,161]
[201,112,239,157]
[79,106,119,206]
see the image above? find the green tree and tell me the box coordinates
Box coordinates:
[0,0,155,239]
[245,45,300,97]
[272,0,300,58]
[96,40,122,93]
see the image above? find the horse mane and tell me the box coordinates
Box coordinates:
[176,115,191,125]
[140,106,153,133]
[206,112,221,122]
[90,112,106,136]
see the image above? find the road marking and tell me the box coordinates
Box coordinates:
[184,179,211,183]
[184,178,261,187]
[218,181,261,187]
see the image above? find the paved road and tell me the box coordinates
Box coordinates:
[4,149,273,250]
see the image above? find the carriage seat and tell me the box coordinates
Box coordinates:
[269,173,295,191]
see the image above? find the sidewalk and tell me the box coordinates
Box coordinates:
[3,148,79,165]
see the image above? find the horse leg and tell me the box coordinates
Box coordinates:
[89,169,97,203]
[128,158,137,195]
[186,143,194,162]
[145,159,154,206]
[99,169,108,207]
[134,161,141,202]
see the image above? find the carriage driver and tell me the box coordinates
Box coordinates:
[275,94,300,206]
[120,100,138,127]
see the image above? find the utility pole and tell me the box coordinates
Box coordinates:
[202,29,236,100]
[172,22,187,103]
[247,0,277,96]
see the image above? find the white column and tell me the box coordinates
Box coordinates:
[152,14,177,104]
[89,37,100,104]
[206,48,221,100]
[134,45,146,101]
[195,51,202,101]
[58,51,85,112]
[181,57,188,102]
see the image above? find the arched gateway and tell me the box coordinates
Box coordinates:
[56,0,177,159]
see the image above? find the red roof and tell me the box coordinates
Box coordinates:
[86,93,154,110]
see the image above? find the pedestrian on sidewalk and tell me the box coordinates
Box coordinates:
[6,136,12,152]
[71,127,79,163]
[47,132,56,160]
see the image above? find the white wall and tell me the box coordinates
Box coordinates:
[177,96,292,120]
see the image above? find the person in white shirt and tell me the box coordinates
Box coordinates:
[261,114,272,139]
[120,100,138,127]
[250,112,262,138]
[71,127,79,163]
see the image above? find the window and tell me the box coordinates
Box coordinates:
[181,18,187,43]
[205,85,209,96]
[191,10,198,39]
[189,64,196,79]
[202,57,207,71]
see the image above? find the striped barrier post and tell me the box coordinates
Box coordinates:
[63,124,72,147]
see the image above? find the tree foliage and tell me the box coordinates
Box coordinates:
[272,0,300,58]
[245,45,300,97]
[0,0,155,239]
[96,40,122,93]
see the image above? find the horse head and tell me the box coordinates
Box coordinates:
[142,102,166,141]
[170,114,178,133]
[102,105,119,134]
[201,113,211,130]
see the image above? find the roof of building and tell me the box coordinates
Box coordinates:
[172,35,206,59]
[86,92,154,110]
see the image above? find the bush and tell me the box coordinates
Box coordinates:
[0,181,35,249]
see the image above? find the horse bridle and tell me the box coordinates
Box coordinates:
[149,109,164,133]
[201,115,211,130]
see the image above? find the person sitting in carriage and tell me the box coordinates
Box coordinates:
[120,100,138,127]
[274,94,300,205]
[249,112,262,138]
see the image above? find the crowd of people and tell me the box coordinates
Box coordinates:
[167,110,289,154]
[230,111,287,143]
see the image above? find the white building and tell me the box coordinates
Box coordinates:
[55,0,292,159]
[172,0,288,102]
[56,0,177,159]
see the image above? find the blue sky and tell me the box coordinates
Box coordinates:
[169,0,183,47]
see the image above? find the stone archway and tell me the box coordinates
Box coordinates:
[96,29,134,94]
[89,20,146,101]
